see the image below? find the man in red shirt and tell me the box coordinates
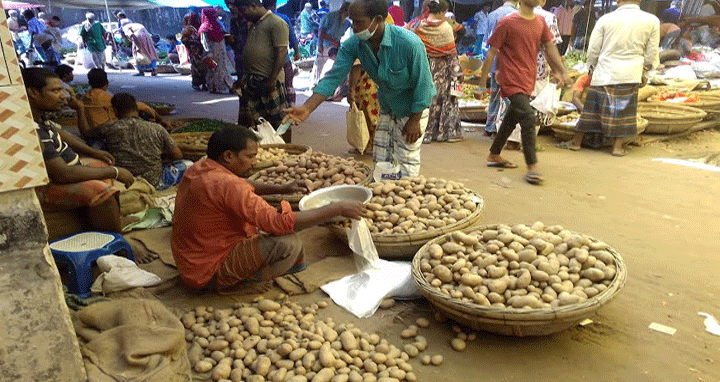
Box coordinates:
[171,126,365,291]
[478,0,570,185]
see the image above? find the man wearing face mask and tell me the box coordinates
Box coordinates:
[284,0,435,177]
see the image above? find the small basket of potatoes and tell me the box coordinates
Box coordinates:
[249,151,372,207]
[253,144,312,171]
[411,222,626,336]
[328,176,484,259]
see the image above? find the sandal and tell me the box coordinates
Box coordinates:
[487,160,518,169]
[525,172,544,185]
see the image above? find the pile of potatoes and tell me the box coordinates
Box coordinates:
[338,176,479,235]
[174,133,212,151]
[252,152,370,192]
[182,297,432,382]
[418,222,619,310]
[256,147,289,164]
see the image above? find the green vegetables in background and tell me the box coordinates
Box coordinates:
[172,118,234,133]
[564,51,587,69]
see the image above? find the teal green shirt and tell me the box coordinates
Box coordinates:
[313,24,435,118]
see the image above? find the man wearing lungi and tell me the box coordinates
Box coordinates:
[27,68,135,233]
[171,127,365,292]
[559,0,659,156]
[283,0,436,177]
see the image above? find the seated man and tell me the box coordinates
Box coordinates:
[26,67,135,233]
[171,126,365,291]
[101,93,193,190]
[82,68,169,139]
[54,64,76,98]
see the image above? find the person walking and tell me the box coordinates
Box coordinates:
[181,12,208,90]
[407,0,462,143]
[199,8,234,93]
[478,0,570,185]
[482,0,518,136]
[559,0,659,156]
[284,0,435,177]
[473,2,491,55]
[80,13,106,69]
[552,0,578,53]
[121,19,159,76]
[231,0,292,140]
[567,0,596,52]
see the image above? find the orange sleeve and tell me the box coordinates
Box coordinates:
[224,179,296,236]
[573,74,591,92]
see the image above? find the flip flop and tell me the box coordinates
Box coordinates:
[487,160,518,168]
[611,149,627,157]
[525,172,544,185]
[556,141,581,151]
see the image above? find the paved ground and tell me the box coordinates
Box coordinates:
[81,67,720,382]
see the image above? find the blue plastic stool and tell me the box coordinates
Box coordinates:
[49,232,134,298]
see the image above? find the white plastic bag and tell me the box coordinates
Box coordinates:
[252,117,285,144]
[346,104,369,154]
[135,52,151,66]
[90,255,162,294]
[530,83,560,125]
[373,161,402,182]
[82,48,95,70]
[320,219,420,318]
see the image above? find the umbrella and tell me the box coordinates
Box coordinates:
[1,0,46,9]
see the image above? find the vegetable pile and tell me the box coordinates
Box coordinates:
[173,118,235,133]
[337,177,480,235]
[257,147,288,164]
[563,51,586,69]
[418,222,618,310]
[183,298,431,382]
[649,91,699,103]
[252,152,370,192]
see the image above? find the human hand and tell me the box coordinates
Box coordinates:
[333,200,366,220]
[66,96,83,110]
[282,105,312,125]
[403,118,422,143]
[347,90,356,105]
[294,51,301,61]
[279,180,306,194]
[94,149,115,165]
[116,167,134,188]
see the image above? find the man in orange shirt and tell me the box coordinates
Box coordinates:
[171,126,365,291]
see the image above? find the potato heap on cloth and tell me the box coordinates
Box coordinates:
[417,222,619,310]
[183,298,422,382]
[251,151,370,193]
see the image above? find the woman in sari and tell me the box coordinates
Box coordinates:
[407,0,462,143]
[181,12,207,90]
[198,8,234,94]
[121,19,159,76]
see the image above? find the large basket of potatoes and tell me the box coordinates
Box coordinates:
[249,151,372,208]
[411,222,627,336]
[254,144,312,171]
[328,176,484,259]
[172,131,213,161]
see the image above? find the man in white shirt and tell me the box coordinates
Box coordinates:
[559,0,659,156]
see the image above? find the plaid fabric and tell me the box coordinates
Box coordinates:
[373,109,429,177]
[237,74,289,129]
[576,84,639,138]
[35,157,119,211]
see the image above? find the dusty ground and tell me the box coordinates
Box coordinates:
[95,68,720,382]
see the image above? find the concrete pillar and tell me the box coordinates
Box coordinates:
[0,189,87,382]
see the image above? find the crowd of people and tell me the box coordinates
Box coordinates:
[23,0,672,292]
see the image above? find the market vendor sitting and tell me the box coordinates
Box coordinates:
[571,73,590,112]
[82,68,169,139]
[171,126,366,291]
[26,67,135,233]
[101,93,193,190]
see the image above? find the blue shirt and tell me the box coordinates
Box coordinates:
[314,24,435,118]
[27,17,45,35]
[474,10,488,37]
[485,1,517,71]
[319,9,347,50]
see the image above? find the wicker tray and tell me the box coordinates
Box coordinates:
[171,132,213,161]
[637,102,706,134]
[328,192,484,259]
[254,144,312,170]
[551,117,648,141]
[155,64,176,74]
[411,224,627,336]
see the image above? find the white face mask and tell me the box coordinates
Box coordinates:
[355,17,379,41]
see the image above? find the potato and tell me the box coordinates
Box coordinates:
[430,355,444,365]
[195,360,213,373]
[450,338,466,351]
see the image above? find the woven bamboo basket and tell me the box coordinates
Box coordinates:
[551,117,648,141]
[249,165,373,209]
[254,144,312,171]
[171,132,213,161]
[328,193,485,259]
[637,102,706,134]
[411,224,627,336]
[149,103,177,116]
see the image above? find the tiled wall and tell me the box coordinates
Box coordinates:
[0,9,48,192]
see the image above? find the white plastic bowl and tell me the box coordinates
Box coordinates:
[299,185,372,221]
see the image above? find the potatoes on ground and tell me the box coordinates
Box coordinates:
[418,222,619,310]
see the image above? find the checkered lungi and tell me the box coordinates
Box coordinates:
[237,73,289,129]
[575,84,639,138]
[373,109,429,177]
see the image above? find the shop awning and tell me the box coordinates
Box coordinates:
[4,0,210,9]
[1,0,46,9]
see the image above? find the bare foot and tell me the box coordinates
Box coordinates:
[611,148,627,157]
